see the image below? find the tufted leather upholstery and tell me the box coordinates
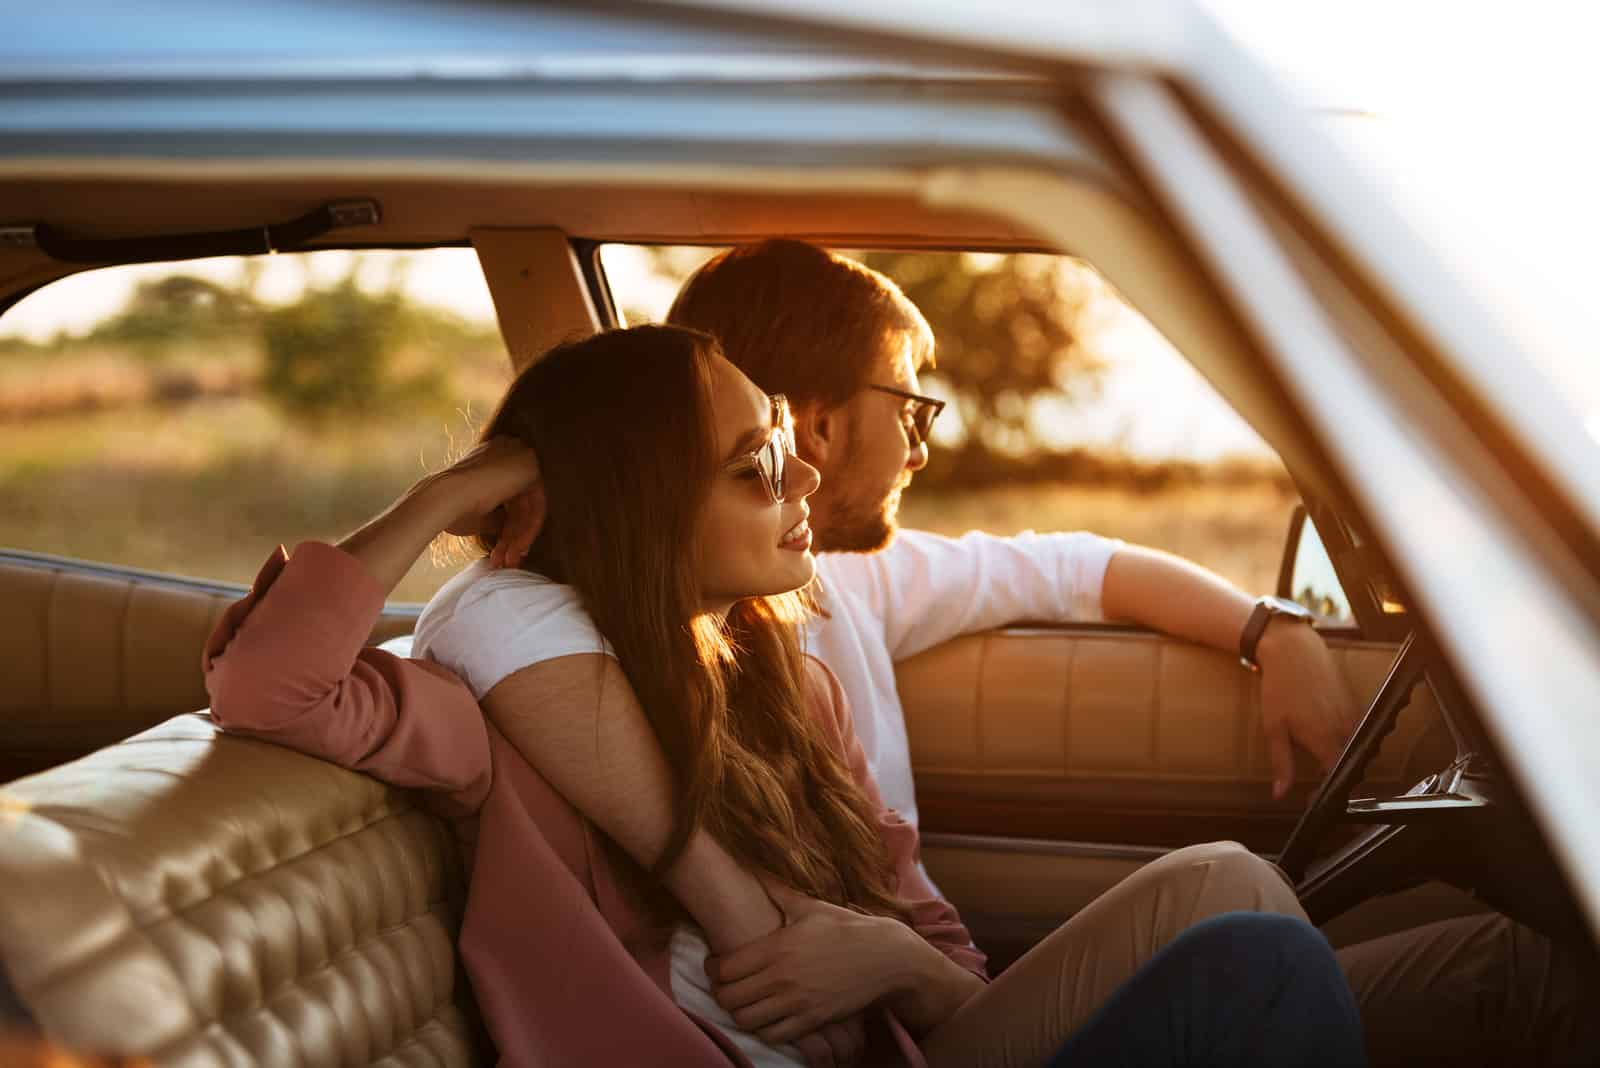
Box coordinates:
[0,713,485,1067]
[0,553,420,781]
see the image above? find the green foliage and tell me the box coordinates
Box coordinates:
[260,275,444,421]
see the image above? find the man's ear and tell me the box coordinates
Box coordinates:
[794,401,844,466]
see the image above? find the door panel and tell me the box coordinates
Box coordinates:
[903,629,1463,965]
[0,551,419,781]
[900,627,1451,853]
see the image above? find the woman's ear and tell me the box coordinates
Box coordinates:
[793,401,842,466]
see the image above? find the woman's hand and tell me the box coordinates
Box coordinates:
[423,437,545,569]
[706,885,914,1047]
[792,1016,867,1068]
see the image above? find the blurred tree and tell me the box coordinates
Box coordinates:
[261,276,397,419]
[853,252,1107,457]
[618,245,1109,459]
[90,274,260,357]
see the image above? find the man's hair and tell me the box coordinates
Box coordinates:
[666,239,934,407]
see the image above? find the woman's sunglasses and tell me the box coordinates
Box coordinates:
[723,394,795,503]
[868,383,946,446]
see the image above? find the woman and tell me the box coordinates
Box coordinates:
[205,325,1364,1068]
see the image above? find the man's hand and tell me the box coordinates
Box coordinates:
[706,886,911,1049]
[423,437,545,568]
[1257,619,1362,799]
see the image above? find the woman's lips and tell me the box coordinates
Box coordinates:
[779,517,811,550]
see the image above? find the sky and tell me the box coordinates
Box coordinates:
[6,0,1596,458]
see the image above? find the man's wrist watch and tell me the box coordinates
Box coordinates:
[1238,595,1315,672]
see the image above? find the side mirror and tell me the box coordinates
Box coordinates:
[1276,505,1354,623]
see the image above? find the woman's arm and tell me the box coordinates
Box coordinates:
[480,659,783,952]
[203,439,545,808]
[337,437,546,587]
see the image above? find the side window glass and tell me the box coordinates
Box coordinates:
[599,244,1306,601]
[0,249,505,601]
[1286,516,1354,624]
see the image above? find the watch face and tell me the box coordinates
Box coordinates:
[1264,595,1316,621]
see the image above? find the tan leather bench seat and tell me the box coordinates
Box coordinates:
[0,713,486,1067]
[0,552,419,783]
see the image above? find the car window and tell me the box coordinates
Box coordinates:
[0,248,506,603]
[600,243,1306,599]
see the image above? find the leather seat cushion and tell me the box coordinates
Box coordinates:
[0,714,484,1067]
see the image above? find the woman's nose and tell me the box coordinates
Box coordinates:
[906,438,930,472]
[790,456,822,500]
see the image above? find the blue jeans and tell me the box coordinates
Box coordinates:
[1048,912,1368,1067]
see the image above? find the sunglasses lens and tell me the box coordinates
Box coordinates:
[761,434,785,501]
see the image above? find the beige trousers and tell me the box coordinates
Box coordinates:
[918,842,1598,1068]
[919,840,1303,1068]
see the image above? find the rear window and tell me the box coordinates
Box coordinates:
[0,249,506,602]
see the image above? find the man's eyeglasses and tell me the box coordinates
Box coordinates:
[868,384,946,447]
[723,394,795,503]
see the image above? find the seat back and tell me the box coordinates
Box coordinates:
[0,551,420,782]
[0,714,485,1067]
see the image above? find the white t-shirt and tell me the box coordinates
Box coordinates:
[414,563,613,695]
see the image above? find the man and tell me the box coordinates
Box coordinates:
[665,240,1356,821]
[658,240,1594,1066]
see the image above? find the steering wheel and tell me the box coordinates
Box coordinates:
[1275,631,1506,924]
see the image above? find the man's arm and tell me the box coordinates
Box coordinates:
[479,659,784,954]
[820,528,1121,662]
[1100,544,1360,798]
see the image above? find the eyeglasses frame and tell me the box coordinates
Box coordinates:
[867,383,946,446]
[722,393,795,503]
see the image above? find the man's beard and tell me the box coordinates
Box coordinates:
[814,479,905,554]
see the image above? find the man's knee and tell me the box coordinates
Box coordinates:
[1162,840,1290,887]
[1144,840,1302,917]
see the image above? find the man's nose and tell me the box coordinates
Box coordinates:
[906,438,930,472]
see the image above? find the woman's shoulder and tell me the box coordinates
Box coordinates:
[421,559,581,627]
[415,561,613,698]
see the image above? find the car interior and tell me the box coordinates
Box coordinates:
[1,92,1593,1068]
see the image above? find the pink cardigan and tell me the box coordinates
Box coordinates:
[202,542,987,1068]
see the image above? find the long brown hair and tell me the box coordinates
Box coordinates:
[477,325,903,916]
[667,239,934,408]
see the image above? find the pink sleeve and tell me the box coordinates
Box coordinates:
[203,541,492,816]
[803,657,988,981]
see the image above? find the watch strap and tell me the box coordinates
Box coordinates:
[1238,599,1276,672]
[1238,596,1312,671]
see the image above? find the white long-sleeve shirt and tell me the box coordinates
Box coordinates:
[807,529,1121,827]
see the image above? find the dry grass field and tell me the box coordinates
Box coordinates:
[2,396,1297,605]
[899,479,1298,598]
[1,330,1298,604]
